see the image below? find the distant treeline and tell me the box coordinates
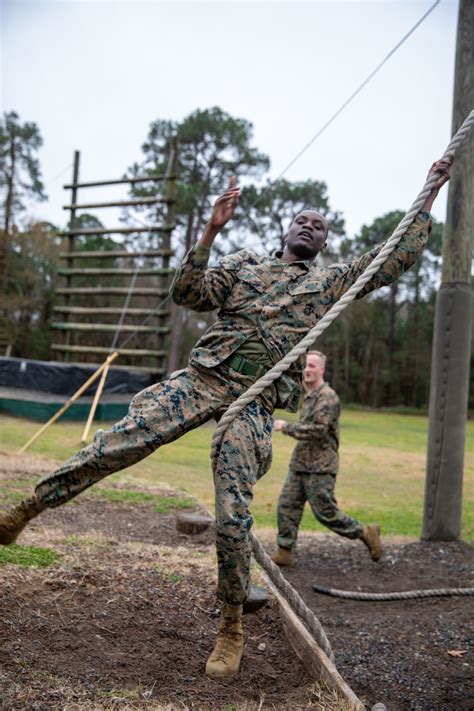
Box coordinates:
[2,108,470,411]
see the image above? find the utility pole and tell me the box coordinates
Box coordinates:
[422,0,473,540]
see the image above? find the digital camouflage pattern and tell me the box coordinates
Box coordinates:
[35,364,275,605]
[172,212,431,412]
[277,380,363,548]
[282,382,340,474]
[34,211,430,603]
[277,469,363,549]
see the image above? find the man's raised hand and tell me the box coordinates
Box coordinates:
[209,176,240,230]
[198,177,241,248]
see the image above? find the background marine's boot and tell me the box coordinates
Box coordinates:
[271,546,294,567]
[0,497,46,545]
[360,524,383,561]
[206,603,244,679]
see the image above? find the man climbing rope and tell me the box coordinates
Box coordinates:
[0,157,451,680]
[272,350,382,568]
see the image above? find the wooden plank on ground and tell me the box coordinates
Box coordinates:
[263,577,365,710]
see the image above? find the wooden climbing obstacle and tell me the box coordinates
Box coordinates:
[51,143,179,376]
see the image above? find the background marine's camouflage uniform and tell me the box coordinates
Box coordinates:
[277,382,363,551]
[34,212,431,604]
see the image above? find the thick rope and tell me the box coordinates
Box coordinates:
[211,110,474,459]
[209,109,474,658]
[250,532,334,661]
[312,585,474,601]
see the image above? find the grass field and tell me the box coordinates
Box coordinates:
[1,410,473,541]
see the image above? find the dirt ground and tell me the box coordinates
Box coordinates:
[1,453,473,710]
[0,454,342,710]
[278,535,473,711]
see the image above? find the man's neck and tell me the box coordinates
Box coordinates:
[306,378,324,392]
[281,247,318,263]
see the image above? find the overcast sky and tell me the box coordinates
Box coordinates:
[1,0,459,239]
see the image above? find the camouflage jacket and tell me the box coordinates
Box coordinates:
[281,382,340,474]
[171,212,431,411]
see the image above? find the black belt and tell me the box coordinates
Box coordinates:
[226,354,268,378]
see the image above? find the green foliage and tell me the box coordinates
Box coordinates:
[153,496,195,514]
[155,564,183,582]
[0,544,60,568]
[236,178,344,256]
[5,220,59,358]
[94,487,195,513]
[0,110,46,232]
[1,413,472,541]
[126,106,270,256]
[321,211,445,407]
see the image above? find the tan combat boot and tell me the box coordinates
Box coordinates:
[360,524,383,562]
[206,603,244,679]
[0,496,46,545]
[271,546,294,567]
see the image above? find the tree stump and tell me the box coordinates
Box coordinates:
[175,512,213,535]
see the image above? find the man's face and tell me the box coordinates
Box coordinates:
[285,210,328,260]
[303,354,325,385]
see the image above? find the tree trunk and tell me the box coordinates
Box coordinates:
[386,282,398,404]
[1,130,15,294]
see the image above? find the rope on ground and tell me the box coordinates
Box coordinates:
[312,585,474,601]
[210,109,474,658]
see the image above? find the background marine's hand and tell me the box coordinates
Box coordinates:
[273,419,287,431]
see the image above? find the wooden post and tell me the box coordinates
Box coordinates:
[81,360,113,443]
[423,0,473,540]
[63,150,80,362]
[158,138,179,374]
[19,351,119,453]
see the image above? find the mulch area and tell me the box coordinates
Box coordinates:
[1,452,473,709]
[274,534,474,710]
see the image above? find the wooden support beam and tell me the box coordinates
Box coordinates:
[56,287,169,296]
[53,306,169,317]
[19,352,120,453]
[81,361,112,443]
[51,344,167,357]
[275,590,365,709]
[57,267,174,277]
[51,321,170,334]
[59,249,174,259]
[64,174,177,189]
[58,225,175,237]
[63,196,172,210]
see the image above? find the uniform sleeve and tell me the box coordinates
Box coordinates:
[333,211,431,300]
[171,245,246,312]
[281,390,340,443]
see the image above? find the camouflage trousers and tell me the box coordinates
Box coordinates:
[35,364,275,605]
[277,469,363,549]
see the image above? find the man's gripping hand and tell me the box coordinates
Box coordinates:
[421,156,453,213]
